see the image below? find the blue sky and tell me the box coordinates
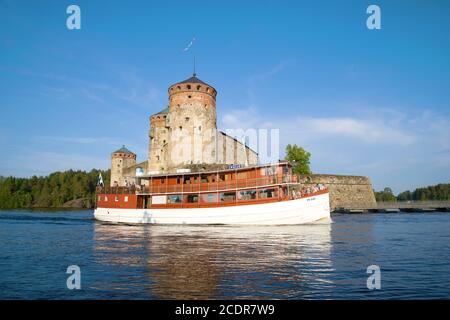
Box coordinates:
[1,0,449,193]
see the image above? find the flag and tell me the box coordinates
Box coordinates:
[97,173,104,187]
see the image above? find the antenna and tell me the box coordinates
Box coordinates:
[193,56,196,77]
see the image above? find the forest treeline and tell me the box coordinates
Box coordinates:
[374,184,450,202]
[0,169,110,209]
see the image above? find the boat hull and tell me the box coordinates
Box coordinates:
[94,192,330,225]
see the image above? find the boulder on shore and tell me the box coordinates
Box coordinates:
[62,198,93,209]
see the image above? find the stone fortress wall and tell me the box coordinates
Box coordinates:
[297,174,376,210]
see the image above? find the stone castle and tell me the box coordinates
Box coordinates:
[111,74,258,187]
[109,73,376,210]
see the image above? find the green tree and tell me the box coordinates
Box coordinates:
[374,187,397,202]
[285,144,312,175]
[0,169,110,209]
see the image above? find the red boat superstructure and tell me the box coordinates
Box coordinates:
[94,161,330,225]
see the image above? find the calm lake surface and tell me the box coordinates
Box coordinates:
[1,210,449,299]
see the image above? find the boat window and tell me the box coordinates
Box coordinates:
[124,196,128,202]
[98,196,101,201]
[220,192,236,202]
[115,196,119,202]
[238,190,257,200]
[201,174,208,183]
[104,196,108,201]
[219,174,225,182]
[167,195,183,204]
[259,188,278,199]
[160,178,165,184]
[177,177,181,184]
[185,194,199,203]
[201,193,218,203]
[183,176,190,184]
[211,174,216,183]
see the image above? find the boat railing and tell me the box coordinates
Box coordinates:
[96,174,298,195]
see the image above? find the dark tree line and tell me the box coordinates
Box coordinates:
[374,184,450,202]
[0,169,110,209]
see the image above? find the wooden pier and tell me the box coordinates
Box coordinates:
[333,201,450,213]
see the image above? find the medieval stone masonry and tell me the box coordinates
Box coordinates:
[111,74,258,187]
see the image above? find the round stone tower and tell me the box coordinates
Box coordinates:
[110,145,136,187]
[148,108,169,172]
[166,74,218,168]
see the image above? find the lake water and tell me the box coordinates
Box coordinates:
[0,210,449,299]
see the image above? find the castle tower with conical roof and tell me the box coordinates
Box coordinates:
[112,73,258,184]
[148,74,219,172]
[111,145,136,186]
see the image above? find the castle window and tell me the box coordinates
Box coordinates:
[188,95,192,99]
[179,126,182,130]
[163,140,166,144]
[185,117,189,122]
[187,85,191,89]
[156,155,160,161]
[198,126,202,131]
[177,86,181,90]
[197,85,201,90]
[206,87,210,93]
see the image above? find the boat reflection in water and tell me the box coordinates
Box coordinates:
[93,220,333,299]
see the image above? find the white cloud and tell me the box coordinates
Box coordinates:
[299,116,415,146]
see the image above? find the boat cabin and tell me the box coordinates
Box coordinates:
[96,162,308,209]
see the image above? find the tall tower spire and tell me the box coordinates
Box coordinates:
[193,56,196,77]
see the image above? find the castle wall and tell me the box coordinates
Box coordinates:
[219,132,258,166]
[297,174,376,211]
[148,114,169,172]
[110,152,136,187]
